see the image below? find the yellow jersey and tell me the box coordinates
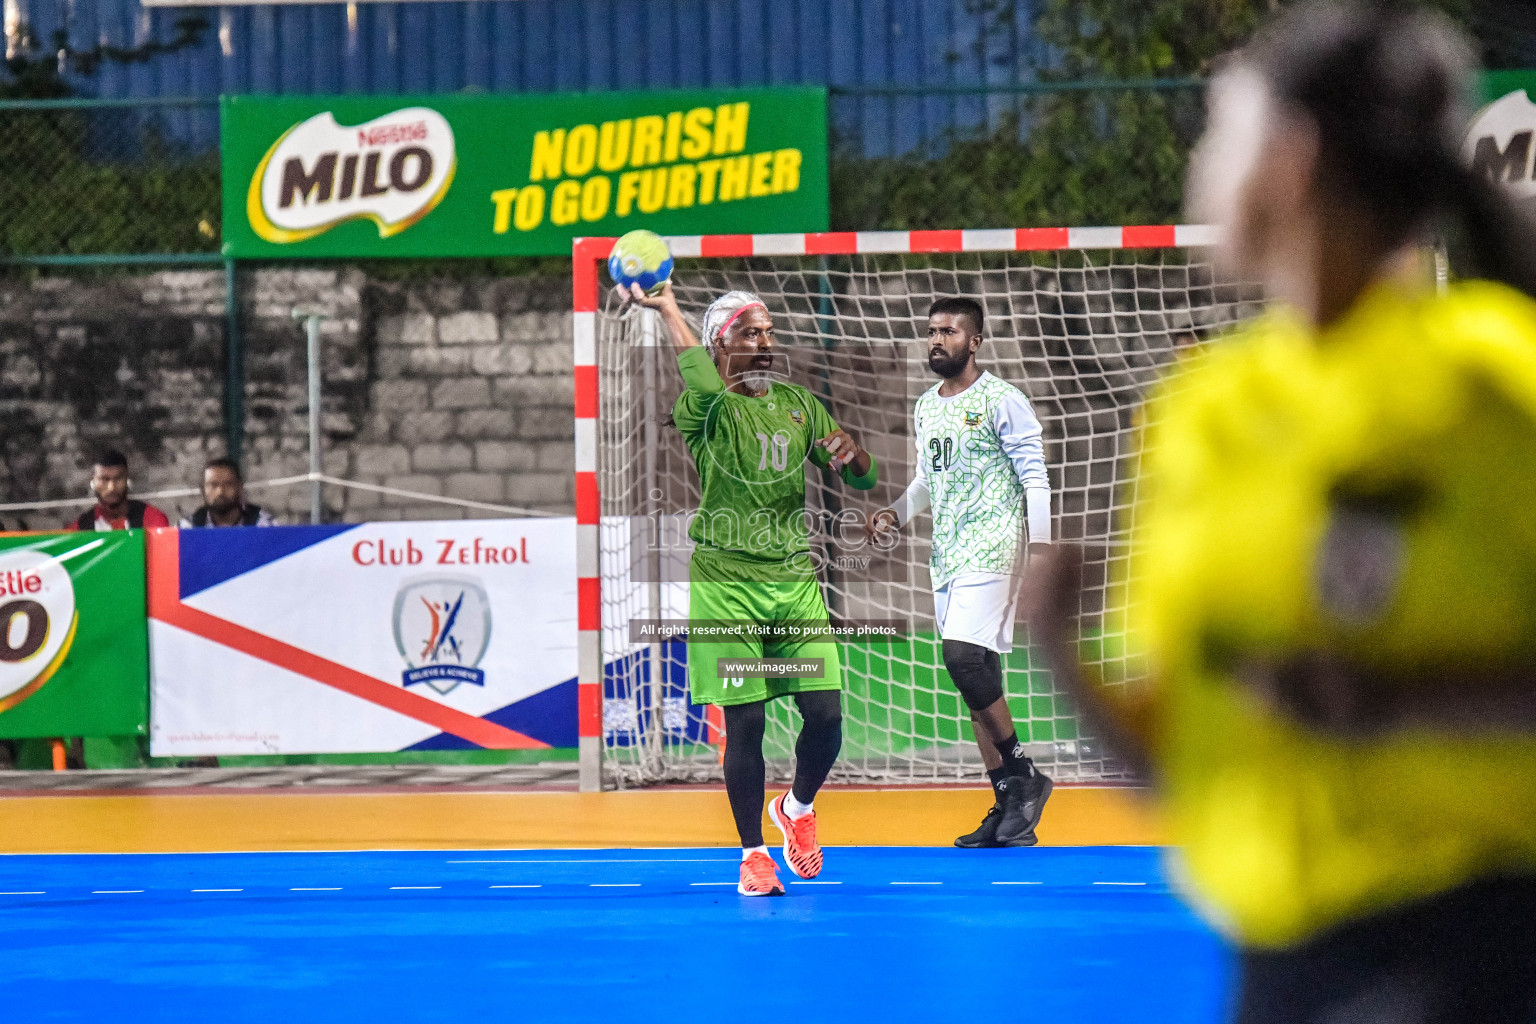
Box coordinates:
[1124,278,1536,948]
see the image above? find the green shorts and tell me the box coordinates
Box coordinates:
[687,554,843,707]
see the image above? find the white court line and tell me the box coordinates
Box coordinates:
[291,887,342,891]
[0,891,45,895]
[992,882,1042,886]
[389,886,441,890]
[1093,882,1147,886]
[590,883,640,888]
[489,885,542,889]
[690,882,737,886]
[92,890,143,894]
[192,889,243,893]
[792,881,841,885]
[890,882,941,886]
[448,859,733,864]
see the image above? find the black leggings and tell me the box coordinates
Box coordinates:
[721,691,843,847]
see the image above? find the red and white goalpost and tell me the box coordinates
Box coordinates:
[572,226,1256,791]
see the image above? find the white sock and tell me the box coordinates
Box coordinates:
[742,844,768,861]
[783,792,814,819]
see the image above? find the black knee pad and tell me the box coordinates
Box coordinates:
[941,639,1004,712]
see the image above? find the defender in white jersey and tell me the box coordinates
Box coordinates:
[871,297,1054,847]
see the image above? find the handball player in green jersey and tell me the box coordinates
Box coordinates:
[619,280,878,897]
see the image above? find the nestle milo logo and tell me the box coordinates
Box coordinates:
[1464,89,1536,198]
[248,106,457,243]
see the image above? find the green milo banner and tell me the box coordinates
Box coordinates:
[1468,71,1536,196]
[221,87,828,259]
[0,532,148,738]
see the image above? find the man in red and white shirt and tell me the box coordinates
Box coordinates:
[68,449,170,531]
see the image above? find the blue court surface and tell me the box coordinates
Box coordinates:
[0,846,1231,1023]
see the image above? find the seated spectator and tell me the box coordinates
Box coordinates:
[69,449,170,531]
[179,457,273,528]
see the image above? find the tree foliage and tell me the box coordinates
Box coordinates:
[0,16,220,256]
[0,1,1497,252]
[831,0,1479,232]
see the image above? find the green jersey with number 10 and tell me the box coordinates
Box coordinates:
[672,346,878,583]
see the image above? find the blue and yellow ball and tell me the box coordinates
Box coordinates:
[608,230,674,295]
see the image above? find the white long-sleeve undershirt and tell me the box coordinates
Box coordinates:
[995,388,1051,544]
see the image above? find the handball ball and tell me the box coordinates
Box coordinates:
[609,230,674,295]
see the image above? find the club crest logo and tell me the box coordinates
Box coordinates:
[0,548,79,713]
[392,575,491,695]
[964,411,983,427]
[248,106,457,244]
[788,409,804,425]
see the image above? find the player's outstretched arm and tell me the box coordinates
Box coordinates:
[804,398,876,489]
[869,410,932,543]
[617,281,726,409]
[616,281,701,353]
[812,428,872,480]
[869,477,931,544]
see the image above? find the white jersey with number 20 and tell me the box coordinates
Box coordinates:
[891,371,1050,590]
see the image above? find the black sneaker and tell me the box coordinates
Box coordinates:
[1002,827,1038,848]
[954,803,1003,849]
[995,765,1053,846]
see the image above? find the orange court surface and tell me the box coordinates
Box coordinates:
[0,782,1162,853]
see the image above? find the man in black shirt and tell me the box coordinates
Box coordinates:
[179,458,273,528]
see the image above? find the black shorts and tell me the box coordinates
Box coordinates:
[1235,875,1536,1024]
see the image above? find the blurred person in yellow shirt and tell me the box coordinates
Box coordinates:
[1028,3,1536,1022]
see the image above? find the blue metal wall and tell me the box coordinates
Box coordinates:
[4,0,1042,155]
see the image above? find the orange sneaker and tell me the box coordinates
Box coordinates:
[768,793,823,879]
[737,850,785,897]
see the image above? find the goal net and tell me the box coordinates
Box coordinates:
[578,228,1263,788]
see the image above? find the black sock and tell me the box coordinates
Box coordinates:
[987,766,1008,799]
[994,732,1033,778]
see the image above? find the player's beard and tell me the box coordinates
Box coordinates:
[735,352,776,394]
[928,347,968,378]
[739,370,773,394]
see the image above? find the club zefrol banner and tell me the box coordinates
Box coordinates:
[147,519,576,755]
[0,531,149,739]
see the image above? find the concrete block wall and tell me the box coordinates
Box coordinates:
[0,271,226,530]
[0,267,575,528]
[343,275,575,521]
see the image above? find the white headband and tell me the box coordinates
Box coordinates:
[701,291,767,354]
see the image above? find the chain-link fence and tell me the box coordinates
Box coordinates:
[0,97,221,260]
[0,81,1203,262]
[829,79,1205,231]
